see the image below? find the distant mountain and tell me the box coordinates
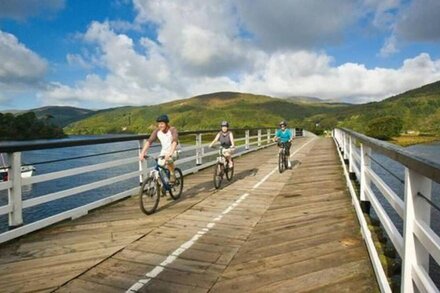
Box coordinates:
[1,106,96,128]
[64,92,350,135]
[284,96,325,104]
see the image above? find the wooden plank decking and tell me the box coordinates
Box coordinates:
[0,137,378,292]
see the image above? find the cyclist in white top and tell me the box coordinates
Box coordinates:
[139,114,179,183]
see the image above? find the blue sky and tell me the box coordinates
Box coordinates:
[0,0,439,110]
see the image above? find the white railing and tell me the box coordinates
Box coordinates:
[0,128,295,244]
[333,128,440,293]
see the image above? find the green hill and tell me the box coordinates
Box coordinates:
[64,92,349,135]
[64,81,440,142]
[337,80,440,134]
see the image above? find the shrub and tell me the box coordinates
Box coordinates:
[366,116,403,140]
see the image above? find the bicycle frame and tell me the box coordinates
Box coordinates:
[147,157,172,191]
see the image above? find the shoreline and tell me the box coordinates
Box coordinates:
[390,135,440,147]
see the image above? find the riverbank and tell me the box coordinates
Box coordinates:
[390,134,440,147]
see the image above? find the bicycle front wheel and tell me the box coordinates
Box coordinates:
[139,177,160,215]
[278,152,285,173]
[225,161,234,181]
[169,168,184,200]
[214,163,223,189]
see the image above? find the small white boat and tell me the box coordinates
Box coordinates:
[0,154,36,181]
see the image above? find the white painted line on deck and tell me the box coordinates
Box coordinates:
[126,138,315,292]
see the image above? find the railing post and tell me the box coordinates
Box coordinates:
[138,139,148,184]
[8,152,23,228]
[343,132,349,161]
[293,128,296,137]
[348,136,355,179]
[360,143,371,214]
[402,168,432,293]
[257,130,262,147]
[267,129,271,143]
[196,133,203,165]
[245,130,250,150]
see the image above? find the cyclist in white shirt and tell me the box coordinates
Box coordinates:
[139,114,179,183]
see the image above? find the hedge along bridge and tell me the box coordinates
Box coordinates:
[0,127,436,292]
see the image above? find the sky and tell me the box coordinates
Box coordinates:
[0,0,440,110]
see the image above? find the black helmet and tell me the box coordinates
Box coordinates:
[221,121,229,127]
[156,114,170,123]
[279,120,287,127]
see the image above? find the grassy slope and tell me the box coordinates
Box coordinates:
[338,80,440,134]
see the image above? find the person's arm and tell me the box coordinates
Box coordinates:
[209,133,220,148]
[272,130,279,142]
[229,132,235,148]
[139,130,158,160]
[164,128,179,161]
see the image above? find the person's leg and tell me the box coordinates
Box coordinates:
[225,153,233,168]
[167,156,176,184]
[286,142,292,168]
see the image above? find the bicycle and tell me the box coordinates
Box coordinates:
[139,155,184,215]
[278,142,290,173]
[212,146,234,189]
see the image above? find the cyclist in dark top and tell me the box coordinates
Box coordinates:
[273,120,293,168]
[209,121,235,168]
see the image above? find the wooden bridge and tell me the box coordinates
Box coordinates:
[0,128,439,292]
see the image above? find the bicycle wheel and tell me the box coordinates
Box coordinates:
[225,161,234,181]
[139,177,160,215]
[284,152,289,170]
[214,163,224,189]
[278,152,285,173]
[169,168,184,200]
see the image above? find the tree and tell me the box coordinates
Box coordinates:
[366,116,403,140]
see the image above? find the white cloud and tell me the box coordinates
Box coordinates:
[239,51,440,102]
[40,1,440,107]
[0,0,65,21]
[40,21,180,106]
[0,30,47,87]
[380,35,399,57]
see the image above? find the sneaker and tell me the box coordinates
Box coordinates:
[287,161,292,169]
